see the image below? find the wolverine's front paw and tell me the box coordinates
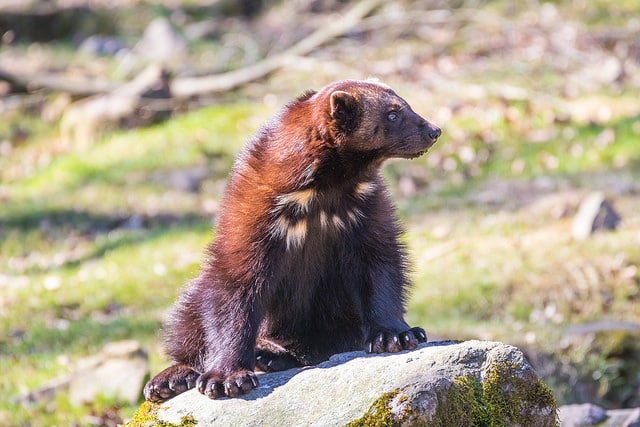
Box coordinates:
[366,326,427,354]
[196,369,259,399]
[144,364,199,402]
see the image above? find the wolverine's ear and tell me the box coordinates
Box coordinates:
[330,91,357,118]
[329,91,360,133]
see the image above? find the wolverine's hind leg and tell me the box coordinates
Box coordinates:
[255,338,304,372]
[143,364,200,402]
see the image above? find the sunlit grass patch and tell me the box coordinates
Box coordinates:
[8,103,266,189]
[405,194,640,344]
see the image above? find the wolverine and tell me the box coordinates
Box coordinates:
[144,79,441,402]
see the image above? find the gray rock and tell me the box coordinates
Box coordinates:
[559,404,640,427]
[571,192,621,240]
[19,340,149,406]
[134,17,188,67]
[69,340,149,405]
[559,403,608,426]
[130,340,558,426]
[616,407,640,427]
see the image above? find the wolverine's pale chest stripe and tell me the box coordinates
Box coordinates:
[355,181,377,198]
[346,207,364,225]
[319,210,330,229]
[286,219,308,250]
[331,214,345,230]
[275,188,316,213]
[271,181,374,250]
[269,215,308,250]
[271,216,290,238]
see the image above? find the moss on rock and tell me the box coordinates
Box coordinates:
[346,390,403,427]
[435,361,559,427]
[126,401,197,427]
[434,376,488,426]
[348,360,558,426]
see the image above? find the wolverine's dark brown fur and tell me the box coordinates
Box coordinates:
[144,79,441,402]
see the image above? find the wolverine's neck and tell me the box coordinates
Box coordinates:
[310,146,382,191]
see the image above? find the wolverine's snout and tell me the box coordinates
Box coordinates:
[418,120,441,142]
[427,125,441,141]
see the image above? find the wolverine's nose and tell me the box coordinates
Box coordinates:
[428,126,441,141]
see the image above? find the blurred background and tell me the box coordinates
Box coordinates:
[1,0,639,425]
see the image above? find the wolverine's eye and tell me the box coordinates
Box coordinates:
[387,111,398,121]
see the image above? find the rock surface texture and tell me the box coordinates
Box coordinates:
[128,340,558,426]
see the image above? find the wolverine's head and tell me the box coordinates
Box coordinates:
[316,79,441,159]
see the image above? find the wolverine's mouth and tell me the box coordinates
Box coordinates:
[396,139,436,159]
[406,149,427,159]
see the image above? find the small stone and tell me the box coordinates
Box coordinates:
[134,17,188,68]
[18,340,149,407]
[571,192,621,240]
[69,340,149,405]
[622,407,640,427]
[559,403,608,426]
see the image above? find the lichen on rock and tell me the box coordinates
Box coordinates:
[126,401,197,427]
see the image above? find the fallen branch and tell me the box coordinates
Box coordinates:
[169,0,386,97]
[59,64,170,147]
[0,67,118,96]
